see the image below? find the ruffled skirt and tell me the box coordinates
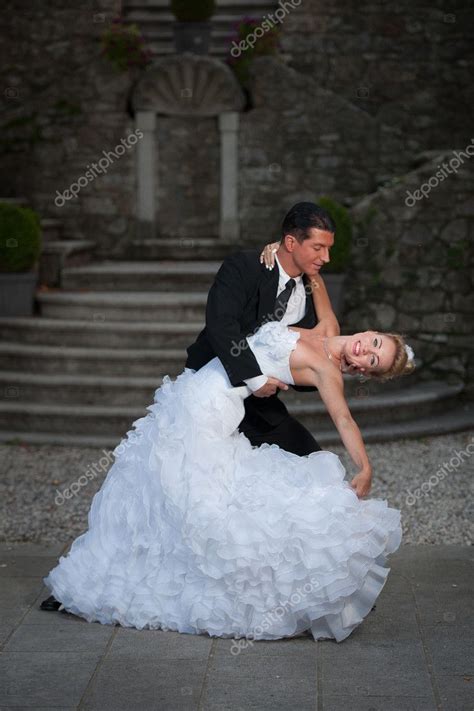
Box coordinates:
[44,357,402,643]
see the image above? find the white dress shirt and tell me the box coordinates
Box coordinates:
[244,253,307,392]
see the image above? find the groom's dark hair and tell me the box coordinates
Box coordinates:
[282,202,335,242]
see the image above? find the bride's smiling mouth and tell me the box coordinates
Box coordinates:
[352,340,361,356]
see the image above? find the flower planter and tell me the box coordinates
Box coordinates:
[0,271,38,316]
[173,22,211,54]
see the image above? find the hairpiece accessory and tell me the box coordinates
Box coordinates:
[404,344,415,362]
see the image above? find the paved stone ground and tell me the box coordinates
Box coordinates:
[0,542,472,710]
[0,432,472,709]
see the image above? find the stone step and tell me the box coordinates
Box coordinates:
[125,0,276,10]
[125,238,252,261]
[124,0,277,57]
[0,369,332,406]
[0,370,464,418]
[0,400,471,447]
[0,376,464,432]
[39,218,64,243]
[36,290,207,322]
[39,240,97,288]
[126,18,269,35]
[61,261,221,291]
[0,197,29,207]
[136,44,231,59]
[0,342,185,377]
[0,317,203,348]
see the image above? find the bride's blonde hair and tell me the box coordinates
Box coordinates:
[369,332,416,382]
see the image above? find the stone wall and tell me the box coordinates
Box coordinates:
[281,0,474,153]
[4,2,470,255]
[1,0,137,258]
[239,57,407,240]
[342,149,474,392]
[156,116,220,240]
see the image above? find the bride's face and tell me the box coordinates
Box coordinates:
[342,331,396,375]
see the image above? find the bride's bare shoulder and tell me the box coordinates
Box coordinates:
[291,337,342,387]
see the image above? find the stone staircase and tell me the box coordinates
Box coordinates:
[123,0,278,58]
[0,260,472,448]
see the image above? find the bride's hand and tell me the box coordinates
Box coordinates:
[259,241,280,269]
[349,471,372,498]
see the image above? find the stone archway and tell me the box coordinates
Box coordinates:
[131,54,246,241]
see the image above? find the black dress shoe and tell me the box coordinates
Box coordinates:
[40,595,62,611]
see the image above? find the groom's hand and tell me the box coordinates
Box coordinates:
[253,377,289,398]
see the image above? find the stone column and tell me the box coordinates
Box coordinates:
[135,111,156,239]
[219,112,240,241]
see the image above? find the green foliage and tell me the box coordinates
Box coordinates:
[100,17,153,72]
[226,17,281,89]
[317,196,353,273]
[53,99,82,117]
[447,241,468,269]
[170,0,216,22]
[0,112,42,154]
[0,202,42,272]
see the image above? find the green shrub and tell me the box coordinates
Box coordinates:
[170,0,216,22]
[226,17,281,89]
[317,196,352,273]
[0,202,42,272]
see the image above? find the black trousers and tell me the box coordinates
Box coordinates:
[238,414,322,457]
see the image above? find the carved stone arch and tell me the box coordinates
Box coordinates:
[132,55,245,242]
[132,54,245,116]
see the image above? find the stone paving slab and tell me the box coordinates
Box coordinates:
[0,543,472,710]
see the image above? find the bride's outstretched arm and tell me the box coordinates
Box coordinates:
[311,368,372,497]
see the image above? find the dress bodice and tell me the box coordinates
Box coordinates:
[246,321,300,385]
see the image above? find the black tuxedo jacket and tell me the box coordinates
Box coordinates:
[185,249,318,430]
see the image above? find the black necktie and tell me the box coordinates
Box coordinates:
[269,278,296,321]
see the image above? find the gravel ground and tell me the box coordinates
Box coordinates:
[0,430,473,546]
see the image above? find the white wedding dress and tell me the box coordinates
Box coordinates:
[44,321,402,643]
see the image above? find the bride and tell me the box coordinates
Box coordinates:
[41,249,415,644]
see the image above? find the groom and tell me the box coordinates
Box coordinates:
[185,202,340,456]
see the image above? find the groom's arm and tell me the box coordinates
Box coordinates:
[205,253,264,387]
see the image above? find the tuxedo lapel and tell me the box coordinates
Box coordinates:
[290,274,317,328]
[257,262,279,323]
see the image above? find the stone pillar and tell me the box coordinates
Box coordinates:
[135,111,156,239]
[219,112,240,241]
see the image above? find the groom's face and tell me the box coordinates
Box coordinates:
[286,228,334,276]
